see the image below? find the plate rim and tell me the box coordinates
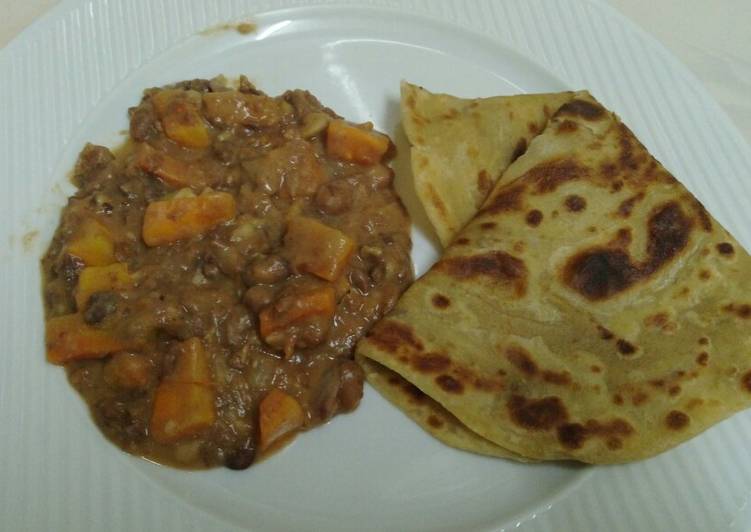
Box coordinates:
[3,0,751,531]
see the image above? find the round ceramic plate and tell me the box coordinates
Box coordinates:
[2,1,751,531]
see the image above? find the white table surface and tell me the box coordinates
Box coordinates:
[1,0,750,146]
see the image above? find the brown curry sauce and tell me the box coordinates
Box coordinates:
[41,76,413,469]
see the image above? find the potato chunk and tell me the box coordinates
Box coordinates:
[75,263,132,310]
[258,388,305,451]
[134,143,207,188]
[149,338,215,444]
[142,189,236,246]
[150,381,216,444]
[326,120,389,165]
[46,314,129,364]
[258,285,336,344]
[170,337,213,385]
[66,218,115,266]
[284,217,354,281]
[151,89,210,149]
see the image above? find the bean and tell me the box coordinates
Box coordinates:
[314,367,341,421]
[244,255,289,285]
[128,106,157,141]
[243,285,275,313]
[83,292,119,324]
[300,112,330,138]
[349,268,371,293]
[338,360,364,412]
[104,352,153,390]
[201,260,220,280]
[225,445,256,470]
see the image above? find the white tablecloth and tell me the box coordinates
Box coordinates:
[2,0,749,145]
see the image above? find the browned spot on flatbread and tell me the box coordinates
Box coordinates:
[427,415,444,428]
[480,222,496,230]
[612,228,632,247]
[508,395,568,431]
[425,183,448,219]
[717,242,734,256]
[601,162,617,179]
[366,320,423,353]
[557,119,579,133]
[525,159,588,194]
[617,123,648,172]
[597,325,614,340]
[631,392,648,406]
[724,303,751,319]
[431,294,450,309]
[452,365,504,393]
[525,209,543,227]
[557,418,633,450]
[665,410,690,430]
[644,313,669,329]
[412,353,450,373]
[472,376,504,392]
[506,346,537,376]
[616,339,637,355]
[617,192,644,217]
[699,269,711,281]
[511,138,527,161]
[611,180,624,192]
[564,195,586,212]
[443,108,459,120]
[528,122,539,134]
[402,382,427,403]
[612,393,624,405]
[436,374,464,394]
[591,365,602,373]
[698,337,709,346]
[481,184,525,215]
[693,199,713,232]
[542,370,572,385]
[455,237,470,246]
[556,99,606,121]
[436,252,527,297]
[668,385,681,396]
[741,370,751,392]
[563,202,692,301]
[477,169,492,196]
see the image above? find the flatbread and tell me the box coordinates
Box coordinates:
[401,81,573,246]
[358,92,751,463]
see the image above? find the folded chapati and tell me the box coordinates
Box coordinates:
[358,91,751,463]
[401,82,573,246]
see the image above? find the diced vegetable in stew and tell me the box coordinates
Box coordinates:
[41,76,413,470]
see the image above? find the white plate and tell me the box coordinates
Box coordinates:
[2,1,751,531]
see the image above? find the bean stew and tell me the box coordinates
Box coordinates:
[42,76,413,469]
